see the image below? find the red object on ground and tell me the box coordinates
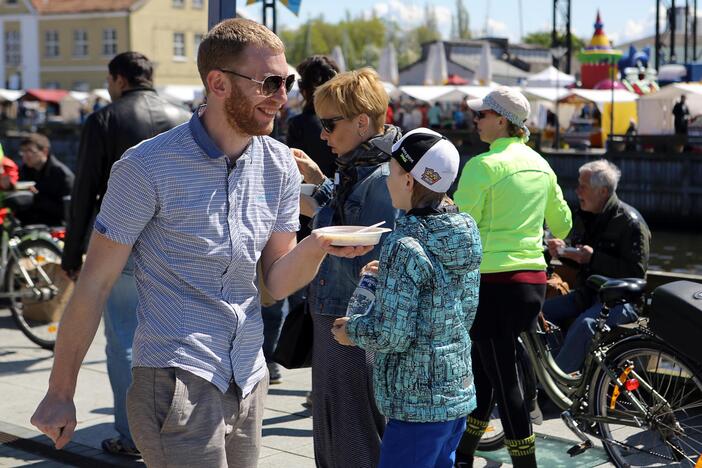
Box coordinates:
[446,74,469,85]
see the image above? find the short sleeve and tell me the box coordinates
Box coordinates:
[94,151,157,245]
[272,148,302,232]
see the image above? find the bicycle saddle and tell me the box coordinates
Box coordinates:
[587,275,647,307]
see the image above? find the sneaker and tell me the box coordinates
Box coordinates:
[101,437,140,457]
[268,362,282,385]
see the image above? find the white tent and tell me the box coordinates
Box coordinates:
[378,44,399,85]
[0,89,22,102]
[454,85,494,99]
[524,66,575,88]
[92,88,111,103]
[637,83,702,134]
[382,81,401,100]
[475,42,492,85]
[398,85,466,103]
[330,46,347,73]
[158,85,204,104]
[424,42,448,85]
[520,86,572,102]
[564,89,638,111]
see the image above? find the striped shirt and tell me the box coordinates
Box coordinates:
[95,108,301,395]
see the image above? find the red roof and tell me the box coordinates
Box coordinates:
[22,89,70,104]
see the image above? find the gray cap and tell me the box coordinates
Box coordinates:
[467,86,531,138]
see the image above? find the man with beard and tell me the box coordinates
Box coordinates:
[60,51,190,457]
[31,18,373,468]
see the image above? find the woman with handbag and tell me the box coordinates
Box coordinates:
[292,68,400,468]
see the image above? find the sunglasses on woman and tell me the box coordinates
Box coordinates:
[218,68,295,96]
[319,116,345,133]
[475,110,497,120]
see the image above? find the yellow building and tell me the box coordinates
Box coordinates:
[0,0,209,90]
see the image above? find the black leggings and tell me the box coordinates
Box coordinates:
[469,282,546,441]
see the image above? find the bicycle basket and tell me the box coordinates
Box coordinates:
[648,280,702,366]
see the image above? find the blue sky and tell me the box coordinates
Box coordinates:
[239,0,673,46]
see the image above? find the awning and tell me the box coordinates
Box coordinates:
[0,88,22,102]
[22,89,69,104]
[398,85,466,103]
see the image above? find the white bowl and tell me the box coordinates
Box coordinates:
[14,181,36,191]
[300,184,316,196]
[313,225,392,247]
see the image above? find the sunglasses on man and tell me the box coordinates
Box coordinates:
[218,68,295,96]
[319,116,345,133]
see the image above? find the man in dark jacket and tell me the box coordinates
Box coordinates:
[543,159,650,373]
[61,51,190,456]
[16,133,74,226]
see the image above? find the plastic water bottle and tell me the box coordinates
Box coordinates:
[345,272,378,317]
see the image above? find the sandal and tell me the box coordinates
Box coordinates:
[101,437,141,457]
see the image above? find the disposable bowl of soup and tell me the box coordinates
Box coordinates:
[300,184,317,196]
[312,225,392,247]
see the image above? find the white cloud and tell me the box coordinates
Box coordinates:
[369,1,452,37]
[621,19,645,42]
[487,18,507,34]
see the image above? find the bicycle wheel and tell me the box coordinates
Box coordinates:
[591,337,702,467]
[6,238,65,350]
[477,405,505,451]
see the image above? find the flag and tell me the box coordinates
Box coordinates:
[246,0,301,16]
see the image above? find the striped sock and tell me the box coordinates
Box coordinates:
[505,434,536,468]
[456,416,489,462]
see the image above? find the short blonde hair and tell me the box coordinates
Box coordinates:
[313,68,388,132]
[197,18,285,92]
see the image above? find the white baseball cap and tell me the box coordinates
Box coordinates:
[467,86,531,137]
[390,128,460,193]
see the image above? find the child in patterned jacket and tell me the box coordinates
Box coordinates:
[332,128,482,468]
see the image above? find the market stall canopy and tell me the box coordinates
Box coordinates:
[157,85,204,104]
[454,85,494,99]
[637,82,702,134]
[560,89,638,111]
[0,89,22,102]
[21,89,69,104]
[92,89,111,102]
[398,85,466,103]
[560,88,638,143]
[382,82,401,100]
[524,66,576,88]
[520,87,571,102]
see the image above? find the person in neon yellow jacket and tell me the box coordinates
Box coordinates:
[453,86,572,468]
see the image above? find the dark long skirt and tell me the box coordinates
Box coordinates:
[311,313,386,468]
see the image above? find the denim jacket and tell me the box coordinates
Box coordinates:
[307,129,401,318]
[346,210,482,422]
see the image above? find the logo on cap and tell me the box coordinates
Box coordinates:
[421,167,441,185]
[399,147,415,164]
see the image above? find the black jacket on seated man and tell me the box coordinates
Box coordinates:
[18,154,74,226]
[565,193,651,312]
[62,87,190,271]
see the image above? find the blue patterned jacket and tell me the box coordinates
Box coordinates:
[346,210,482,422]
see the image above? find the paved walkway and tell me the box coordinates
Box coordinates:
[0,308,613,467]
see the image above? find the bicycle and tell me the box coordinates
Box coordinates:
[470,275,702,467]
[1,191,67,350]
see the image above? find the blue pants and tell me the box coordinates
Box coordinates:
[103,256,138,447]
[542,292,638,373]
[378,417,466,468]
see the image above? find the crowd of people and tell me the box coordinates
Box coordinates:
[19,17,652,468]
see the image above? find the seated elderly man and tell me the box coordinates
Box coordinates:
[543,159,650,373]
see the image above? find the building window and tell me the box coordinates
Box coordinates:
[45,30,60,58]
[192,0,203,8]
[194,33,203,59]
[73,29,88,57]
[6,0,18,5]
[4,30,21,66]
[173,32,185,59]
[172,0,184,7]
[44,81,61,89]
[102,28,118,56]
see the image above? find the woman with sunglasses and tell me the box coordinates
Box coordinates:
[292,68,401,468]
[452,87,572,468]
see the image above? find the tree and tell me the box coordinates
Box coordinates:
[453,0,471,40]
[523,31,585,52]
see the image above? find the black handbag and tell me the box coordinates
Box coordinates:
[272,301,313,369]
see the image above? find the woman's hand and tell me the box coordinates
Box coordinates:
[300,194,319,218]
[332,317,354,346]
[361,260,379,276]
[291,148,325,185]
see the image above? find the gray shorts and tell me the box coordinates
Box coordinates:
[126,366,268,468]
